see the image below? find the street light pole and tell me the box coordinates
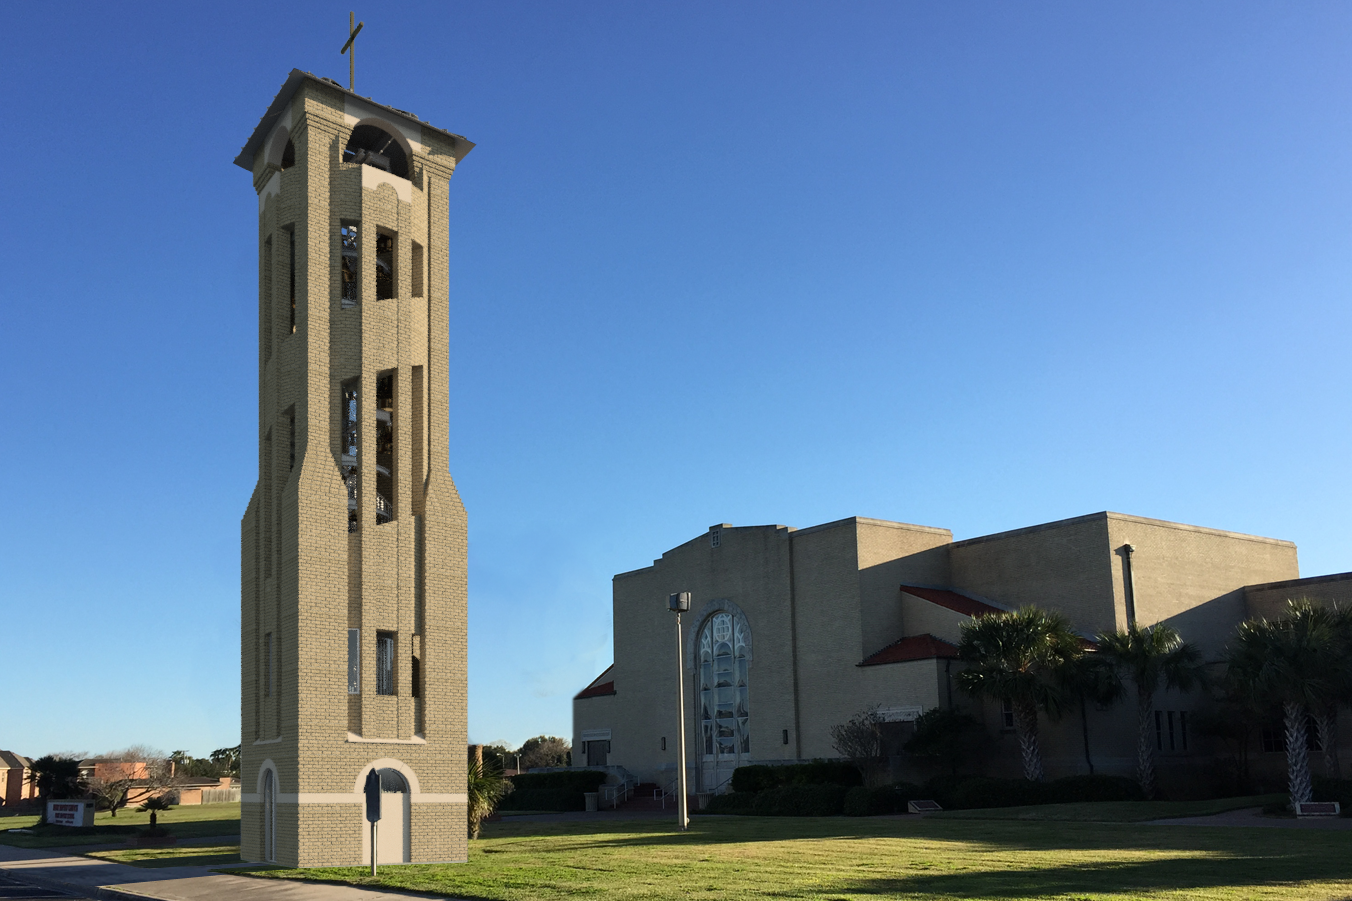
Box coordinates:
[669,592,691,830]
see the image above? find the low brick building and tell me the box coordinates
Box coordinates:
[0,752,33,807]
[575,512,1350,796]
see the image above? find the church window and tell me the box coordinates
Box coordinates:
[699,610,751,765]
[411,241,424,297]
[376,231,396,300]
[782,729,789,745]
[374,371,395,524]
[1001,698,1015,730]
[411,654,421,699]
[264,632,274,698]
[262,236,273,360]
[286,227,296,334]
[710,528,721,548]
[347,629,360,694]
[341,379,360,532]
[376,632,395,696]
[340,222,360,309]
[288,411,296,471]
[280,138,294,170]
[661,737,666,751]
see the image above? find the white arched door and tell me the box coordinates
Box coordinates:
[360,768,410,864]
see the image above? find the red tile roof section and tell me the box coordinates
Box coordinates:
[858,634,960,667]
[574,664,616,700]
[899,585,1004,618]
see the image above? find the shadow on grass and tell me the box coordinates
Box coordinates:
[827,852,1352,899]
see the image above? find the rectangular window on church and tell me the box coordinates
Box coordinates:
[411,655,421,699]
[411,241,424,297]
[347,629,360,694]
[376,632,395,695]
[340,222,360,308]
[376,230,395,300]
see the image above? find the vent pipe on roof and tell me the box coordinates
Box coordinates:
[1120,544,1138,626]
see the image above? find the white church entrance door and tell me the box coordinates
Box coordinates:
[698,611,750,792]
[361,768,411,864]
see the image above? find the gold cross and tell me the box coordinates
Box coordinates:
[341,12,365,92]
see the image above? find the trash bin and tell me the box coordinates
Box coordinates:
[584,792,598,812]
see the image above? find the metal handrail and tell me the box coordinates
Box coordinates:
[599,781,632,810]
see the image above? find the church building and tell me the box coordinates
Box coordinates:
[236,69,472,867]
[575,512,1352,795]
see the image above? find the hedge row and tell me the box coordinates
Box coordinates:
[730,761,863,793]
[705,773,1143,817]
[509,770,608,792]
[497,770,610,811]
[923,774,1144,810]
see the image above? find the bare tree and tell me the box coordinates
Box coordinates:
[86,746,176,817]
[830,707,888,788]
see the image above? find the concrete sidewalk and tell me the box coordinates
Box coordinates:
[1147,806,1352,829]
[0,844,448,901]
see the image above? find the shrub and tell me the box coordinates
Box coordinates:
[731,761,862,794]
[752,783,848,817]
[921,774,973,810]
[702,791,759,815]
[1312,777,1352,817]
[842,786,871,816]
[950,777,1048,810]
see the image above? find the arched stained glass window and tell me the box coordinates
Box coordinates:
[699,611,750,761]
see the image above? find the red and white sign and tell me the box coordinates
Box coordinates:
[47,801,94,827]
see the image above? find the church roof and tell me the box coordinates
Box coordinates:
[234,68,475,171]
[899,585,1005,618]
[575,664,616,700]
[858,634,960,667]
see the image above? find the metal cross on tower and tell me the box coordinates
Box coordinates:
[341,12,365,92]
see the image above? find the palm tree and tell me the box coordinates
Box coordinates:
[1227,602,1340,808]
[956,606,1082,782]
[1307,602,1351,779]
[28,756,85,824]
[1094,623,1204,799]
[1056,651,1124,776]
[466,758,509,839]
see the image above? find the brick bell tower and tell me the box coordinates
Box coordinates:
[235,69,473,867]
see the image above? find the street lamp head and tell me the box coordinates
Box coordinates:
[668,592,691,613]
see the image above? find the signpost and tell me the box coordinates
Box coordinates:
[364,770,382,875]
[668,592,691,831]
[47,801,94,828]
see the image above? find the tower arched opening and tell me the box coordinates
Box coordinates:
[344,121,410,179]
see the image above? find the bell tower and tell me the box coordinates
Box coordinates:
[235,69,474,867]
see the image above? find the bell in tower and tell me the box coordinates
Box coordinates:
[234,68,473,868]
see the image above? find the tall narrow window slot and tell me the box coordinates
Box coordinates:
[341,379,359,531]
[411,655,421,699]
[340,222,360,308]
[288,411,296,471]
[287,227,296,334]
[376,231,395,300]
[262,236,274,360]
[264,632,274,697]
[347,629,360,694]
[411,241,424,298]
[374,371,395,524]
[376,632,395,696]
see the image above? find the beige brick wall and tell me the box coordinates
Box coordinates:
[1245,572,1352,621]
[241,75,469,868]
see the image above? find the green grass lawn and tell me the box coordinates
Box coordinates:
[86,844,243,869]
[234,814,1352,901]
[930,794,1287,823]
[0,803,239,849]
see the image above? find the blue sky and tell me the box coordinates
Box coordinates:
[4,2,1350,757]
